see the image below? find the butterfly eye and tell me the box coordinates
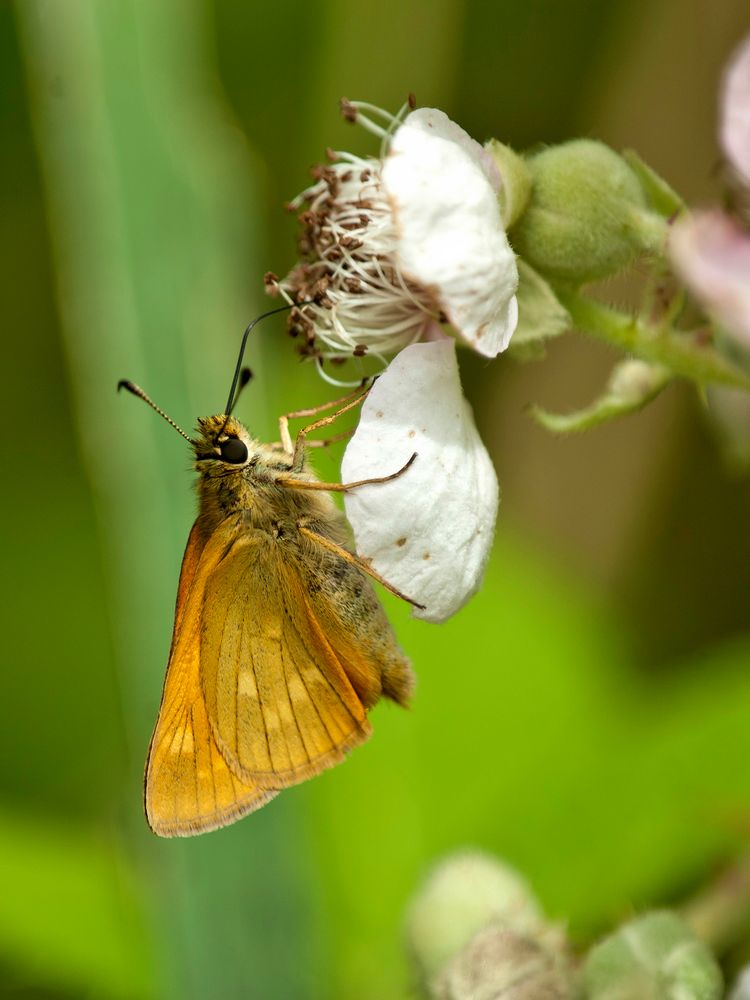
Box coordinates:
[219,437,248,464]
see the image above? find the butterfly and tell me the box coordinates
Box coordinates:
[120,310,419,837]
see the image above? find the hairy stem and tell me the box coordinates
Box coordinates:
[556,289,750,392]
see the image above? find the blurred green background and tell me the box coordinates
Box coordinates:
[3,1,750,997]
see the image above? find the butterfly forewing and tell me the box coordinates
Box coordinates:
[145,520,277,837]
[199,533,372,789]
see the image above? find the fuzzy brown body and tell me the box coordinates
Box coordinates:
[145,413,413,837]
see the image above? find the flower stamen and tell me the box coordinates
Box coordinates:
[273,100,519,376]
[277,143,441,371]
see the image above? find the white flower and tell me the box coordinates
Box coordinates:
[274,100,518,370]
[669,35,750,346]
[274,100,518,622]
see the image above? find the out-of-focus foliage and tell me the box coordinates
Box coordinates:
[0,811,152,998]
[3,1,750,999]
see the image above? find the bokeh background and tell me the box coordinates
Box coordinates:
[3,1,750,997]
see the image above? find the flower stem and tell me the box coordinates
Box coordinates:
[555,288,750,392]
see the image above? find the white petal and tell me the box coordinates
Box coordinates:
[721,34,750,185]
[670,210,750,345]
[341,339,499,623]
[383,108,518,358]
[400,108,503,193]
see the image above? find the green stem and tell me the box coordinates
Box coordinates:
[556,289,750,392]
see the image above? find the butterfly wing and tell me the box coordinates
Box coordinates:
[302,538,415,710]
[145,518,276,837]
[200,531,372,790]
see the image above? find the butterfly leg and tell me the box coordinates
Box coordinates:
[297,521,425,609]
[291,390,372,469]
[278,452,416,492]
[277,381,370,456]
[304,428,355,450]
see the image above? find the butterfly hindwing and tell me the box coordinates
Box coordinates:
[199,530,372,789]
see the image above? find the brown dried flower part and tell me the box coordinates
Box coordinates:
[277,143,440,378]
[435,926,572,1000]
[263,271,280,296]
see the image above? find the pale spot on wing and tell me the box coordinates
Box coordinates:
[181,728,194,754]
[238,672,257,697]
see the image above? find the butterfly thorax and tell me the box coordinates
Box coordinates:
[192,414,346,544]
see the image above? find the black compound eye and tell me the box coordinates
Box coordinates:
[219,437,248,464]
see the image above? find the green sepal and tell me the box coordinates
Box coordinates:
[485,139,533,228]
[623,149,686,218]
[509,260,571,360]
[530,359,670,433]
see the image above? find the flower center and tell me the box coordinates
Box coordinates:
[272,105,441,384]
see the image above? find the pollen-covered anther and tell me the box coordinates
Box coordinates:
[279,148,441,364]
[276,102,519,381]
[263,271,280,295]
[339,97,358,123]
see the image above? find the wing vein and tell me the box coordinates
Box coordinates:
[216,588,239,762]
[174,709,188,821]
[295,620,355,720]
[271,635,294,772]
[280,633,312,765]
[234,650,240,759]
[189,704,199,814]
[280,587,339,751]
[254,640,273,767]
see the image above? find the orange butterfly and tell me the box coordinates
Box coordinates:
[120,314,418,837]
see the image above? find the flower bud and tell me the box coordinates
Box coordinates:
[435,925,572,1000]
[404,850,546,985]
[607,359,668,405]
[510,140,667,283]
[581,911,723,1000]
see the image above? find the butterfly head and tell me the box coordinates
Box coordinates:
[193,415,254,467]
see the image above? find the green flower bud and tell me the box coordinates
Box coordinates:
[405,851,546,985]
[485,139,533,228]
[607,359,668,405]
[435,925,572,1000]
[581,911,723,1000]
[509,140,667,283]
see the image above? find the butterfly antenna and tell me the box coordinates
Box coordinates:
[118,380,195,444]
[224,302,300,415]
